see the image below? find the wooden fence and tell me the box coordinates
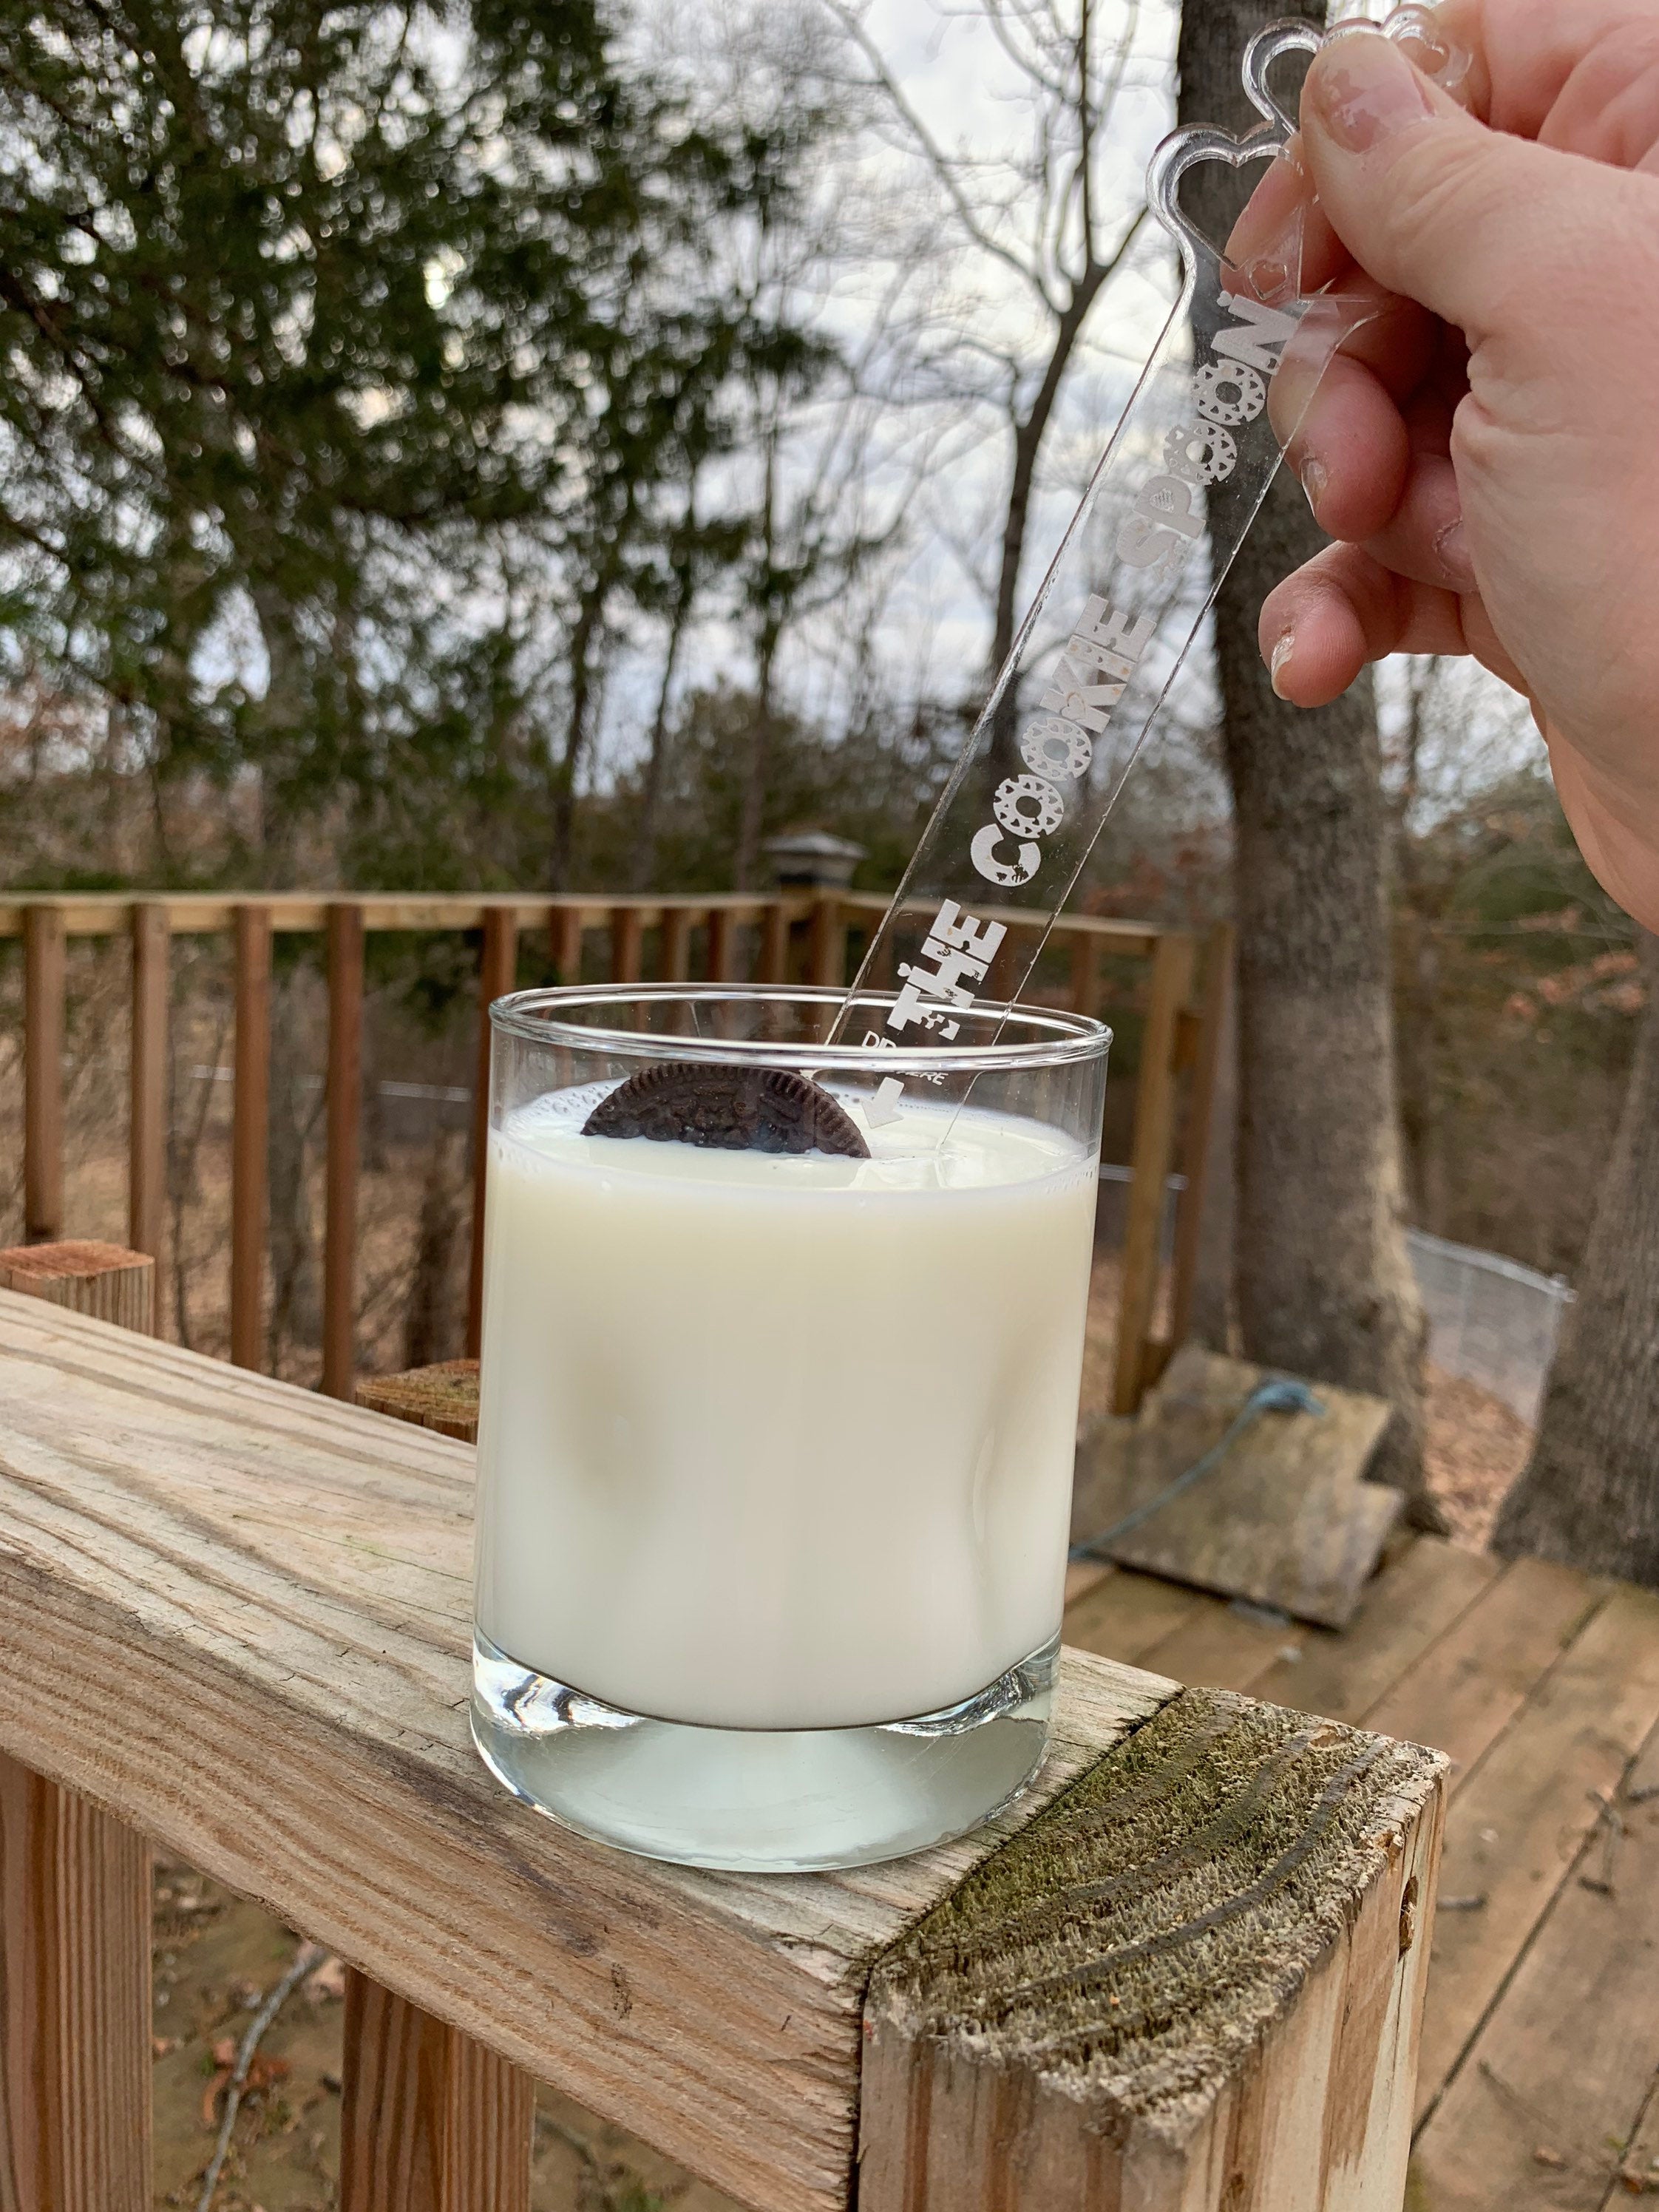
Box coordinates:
[0,1244,1445,2212]
[1,889,1229,1414]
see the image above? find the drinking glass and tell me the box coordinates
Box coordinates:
[470,983,1109,1870]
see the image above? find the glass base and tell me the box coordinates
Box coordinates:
[469,1629,1059,1872]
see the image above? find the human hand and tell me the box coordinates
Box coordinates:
[1232,1,1659,932]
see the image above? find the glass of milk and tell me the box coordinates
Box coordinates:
[470,983,1109,1870]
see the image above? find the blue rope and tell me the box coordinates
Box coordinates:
[1068,1376,1326,1562]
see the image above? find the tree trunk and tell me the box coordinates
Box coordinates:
[1493,931,1659,1582]
[734,637,776,892]
[1178,0,1434,1524]
[631,572,692,894]
[549,584,605,895]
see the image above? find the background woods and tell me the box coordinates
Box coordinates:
[0,0,1653,1576]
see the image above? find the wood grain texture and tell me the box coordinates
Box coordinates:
[23,904,65,1246]
[659,906,693,983]
[0,1235,152,2212]
[1084,1346,1402,1629]
[0,1754,151,2212]
[1063,1564,1210,1667]
[347,1352,532,2206]
[467,909,518,1361]
[231,903,272,1371]
[1413,1713,1659,2210]
[340,1967,534,2212]
[859,1686,1445,2212]
[1247,1537,1499,1726]
[806,900,845,991]
[0,1291,1174,2212]
[759,901,790,985]
[357,1362,481,1444]
[1113,932,1195,1416]
[548,904,586,987]
[1362,1557,1606,1793]
[325,902,366,1401]
[705,906,736,983]
[1413,1585,1659,2120]
[0,1243,155,1334]
[128,902,169,1273]
[609,906,643,985]
[1166,920,1232,1352]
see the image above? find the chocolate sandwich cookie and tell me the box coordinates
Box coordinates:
[583,1062,869,1157]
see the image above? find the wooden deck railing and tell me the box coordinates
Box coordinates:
[0,890,1229,1413]
[0,1250,1445,2212]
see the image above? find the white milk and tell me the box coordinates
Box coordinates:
[473,1085,1097,1729]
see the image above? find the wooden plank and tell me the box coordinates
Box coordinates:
[231,902,271,1371]
[1062,1563,1210,1666]
[759,900,790,985]
[609,905,644,984]
[1412,1586,1659,2122]
[1363,1556,1607,1791]
[1087,1346,1402,1629]
[548,903,584,986]
[0,1291,1177,2212]
[127,903,169,1275]
[659,906,693,983]
[1414,1705,1659,2208]
[357,1361,481,1444]
[1113,932,1196,1415]
[1065,928,1097,1016]
[323,902,366,1401]
[705,906,736,983]
[833,892,1159,957]
[1167,920,1232,1351]
[1136,1595,1305,1695]
[23,903,66,1245]
[339,1954,534,2212]
[466,909,518,1362]
[0,1242,154,1333]
[0,1241,154,2212]
[0,1752,151,2212]
[806,898,845,991]
[860,1685,1446,2212]
[345,1361,531,2205]
[1250,1536,1500,1726]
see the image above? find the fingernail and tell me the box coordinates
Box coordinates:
[1299,455,1329,520]
[1309,30,1434,154]
[1270,630,1297,699]
[1435,517,1474,590]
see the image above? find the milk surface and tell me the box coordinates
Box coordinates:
[474,1082,1097,1729]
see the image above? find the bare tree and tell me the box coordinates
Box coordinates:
[829,0,1150,746]
[1493,931,1659,1583]
[1178,0,1434,1524]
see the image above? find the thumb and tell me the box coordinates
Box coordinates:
[1300,28,1608,336]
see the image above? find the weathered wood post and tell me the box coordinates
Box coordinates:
[466,909,518,1362]
[0,1244,155,2212]
[22,903,66,1247]
[1114,931,1198,1414]
[128,900,170,1284]
[860,1686,1442,2211]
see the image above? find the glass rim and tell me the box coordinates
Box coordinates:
[489,983,1111,1073]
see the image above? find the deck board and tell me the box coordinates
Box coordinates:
[1410,1586,1659,2126]
[1247,1536,1501,1724]
[1064,1541,1659,2212]
[1060,1563,1211,1666]
[1411,1711,1659,2209]
[1362,1557,1608,1791]
[1131,1594,1301,1694]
